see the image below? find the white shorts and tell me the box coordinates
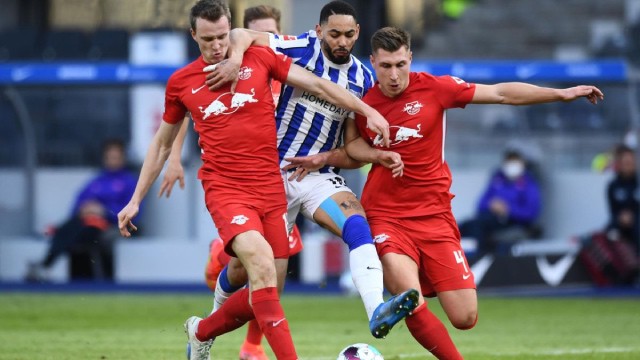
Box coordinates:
[282,170,354,233]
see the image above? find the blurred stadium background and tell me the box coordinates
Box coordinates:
[0,0,639,291]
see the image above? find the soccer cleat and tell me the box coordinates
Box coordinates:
[184,316,213,360]
[369,288,420,339]
[238,341,269,360]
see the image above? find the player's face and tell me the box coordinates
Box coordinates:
[247,18,280,34]
[316,14,359,65]
[370,46,412,98]
[191,16,231,64]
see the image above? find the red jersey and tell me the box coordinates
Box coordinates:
[163,46,292,188]
[355,72,476,219]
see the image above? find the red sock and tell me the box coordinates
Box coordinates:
[245,319,264,345]
[251,287,297,360]
[196,288,254,341]
[405,303,463,360]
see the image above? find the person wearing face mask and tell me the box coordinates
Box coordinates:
[460,149,542,255]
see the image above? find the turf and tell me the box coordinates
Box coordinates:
[1,292,639,359]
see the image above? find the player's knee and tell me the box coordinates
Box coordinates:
[342,214,374,251]
[451,310,478,330]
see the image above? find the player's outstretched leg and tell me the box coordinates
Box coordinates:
[369,288,420,338]
[184,316,213,360]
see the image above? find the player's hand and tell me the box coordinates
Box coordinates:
[377,151,403,177]
[117,202,139,237]
[366,111,390,148]
[283,153,329,181]
[205,58,241,92]
[562,85,604,104]
[158,160,185,198]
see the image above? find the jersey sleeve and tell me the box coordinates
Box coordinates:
[432,74,476,109]
[268,31,313,61]
[163,74,188,124]
[259,47,293,84]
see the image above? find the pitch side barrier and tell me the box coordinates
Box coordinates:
[0,59,629,84]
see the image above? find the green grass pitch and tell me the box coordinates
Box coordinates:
[1,292,639,359]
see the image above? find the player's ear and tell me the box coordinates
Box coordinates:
[315,24,322,39]
[190,28,197,41]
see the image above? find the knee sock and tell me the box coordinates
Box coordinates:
[212,266,244,313]
[251,287,297,360]
[343,215,384,320]
[197,288,254,341]
[244,319,264,346]
[405,303,463,360]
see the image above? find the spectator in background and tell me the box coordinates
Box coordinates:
[606,144,639,245]
[27,139,138,281]
[579,144,639,286]
[460,149,542,255]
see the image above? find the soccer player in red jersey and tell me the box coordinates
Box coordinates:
[116,1,391,358]
[158,5,292,359]
[344,26,604,359]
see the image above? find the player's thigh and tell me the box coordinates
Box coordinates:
[288,172,355,236]
[231,230,276,287]
[437,288,478,329]
[380,252,424,306]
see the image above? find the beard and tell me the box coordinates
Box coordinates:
[321,40,351,65]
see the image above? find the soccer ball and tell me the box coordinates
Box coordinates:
[337,343,384,360]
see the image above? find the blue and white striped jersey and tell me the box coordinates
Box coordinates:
[268,30,374,172]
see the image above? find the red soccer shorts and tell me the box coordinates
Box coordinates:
[204,225,303,291]
[370,211,475,297]
[202,179,289,259]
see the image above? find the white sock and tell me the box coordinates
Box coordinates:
[349,244,384,320]
[211,274,234,314]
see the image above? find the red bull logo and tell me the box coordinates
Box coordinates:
[373,124,423,146]
[403,101,424,115]
[198,88,259,119]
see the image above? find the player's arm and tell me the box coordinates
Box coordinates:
[206,29,271,90]
[344,135,403,178]
[118,119,183,237]
[158,115,190,198]
[472,83,604,105]
[283,120,365,181]
[284,64,390,147]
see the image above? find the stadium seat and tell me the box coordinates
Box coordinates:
[87,28,130,60]
[0,26,40,61]
[41,29,89,61]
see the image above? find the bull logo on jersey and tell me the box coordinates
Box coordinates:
[231,89,258,108]
[199,88,258,119]
[373,233,390,243]
[238,66,253,80]
[373,124,423,147]
[403,101,424,115]
[231,215,249,225]
[199,100,228,119]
